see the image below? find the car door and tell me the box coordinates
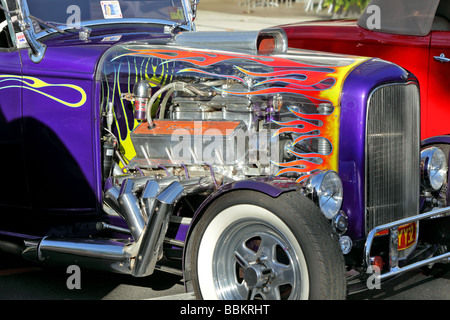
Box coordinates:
[0,1,31,208]
[427,29,450,138]
[20,53,98,212]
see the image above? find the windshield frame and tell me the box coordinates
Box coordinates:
[25,0,196,39]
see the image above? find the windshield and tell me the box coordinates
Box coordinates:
[357,0,440,36]
[26,0,188,27]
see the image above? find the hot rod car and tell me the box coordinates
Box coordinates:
[0,0,450,300]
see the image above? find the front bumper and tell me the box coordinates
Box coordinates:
[364,206,450,281]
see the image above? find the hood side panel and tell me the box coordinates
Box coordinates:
[99,44,369,182]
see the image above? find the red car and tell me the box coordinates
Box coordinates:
[279,0,450,140]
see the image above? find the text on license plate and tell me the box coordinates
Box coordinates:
[397,222,417,251]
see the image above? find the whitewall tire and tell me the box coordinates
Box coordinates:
[188,190,346,300]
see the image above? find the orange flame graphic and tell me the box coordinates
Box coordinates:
[117,46,369,180]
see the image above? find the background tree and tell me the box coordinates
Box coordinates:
[325,0,370,16]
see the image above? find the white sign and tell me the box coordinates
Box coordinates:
[101,1,123,19]
[15,32,28,49]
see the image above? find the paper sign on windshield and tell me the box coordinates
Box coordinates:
[168,7,184,21]
[101,1,123,19]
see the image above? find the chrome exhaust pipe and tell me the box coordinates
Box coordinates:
[104,184,121,214]
[118,179,146,241]
[23,237,132,274]
[132,180,185,277]
[21,174,216,277]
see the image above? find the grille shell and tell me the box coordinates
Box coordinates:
[365,83,420,234]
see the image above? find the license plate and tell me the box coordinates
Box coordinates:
[397,222,417,251]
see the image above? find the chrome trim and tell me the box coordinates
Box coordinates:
[39,237,132,274]
[364,82,421,234]
[35,19,191,39]
[104,185,121,214]
[131,181,185,277]
[421,147,448,191]
[181,0,197,31]
[364,206,450,281]
[40,237,128,260]
[303,170,343,219]
[16,0,46,62]
[173,28,288,55]
[434,53,450,63]
[141,179,161,219]
[32,0,196,38]
[118,179,146,241]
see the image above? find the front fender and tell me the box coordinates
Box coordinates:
[181,177,301,285]
[421,135,450,148]
[189,177,301,231]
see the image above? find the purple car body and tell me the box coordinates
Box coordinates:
[1,0,450,299]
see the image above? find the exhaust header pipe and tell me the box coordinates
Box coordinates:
[22,175,216,277]
[118,179,146,241]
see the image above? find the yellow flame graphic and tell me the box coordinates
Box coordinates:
[0,75,86,108]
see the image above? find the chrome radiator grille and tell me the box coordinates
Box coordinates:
[365,83,420,233]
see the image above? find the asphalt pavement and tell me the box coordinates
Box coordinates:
[1,250,450,300]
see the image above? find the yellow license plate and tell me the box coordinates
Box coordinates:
[397,222,417,251]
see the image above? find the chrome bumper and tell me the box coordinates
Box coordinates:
[364,206,450,281]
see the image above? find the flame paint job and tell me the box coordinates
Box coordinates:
[116,47,367,106]
[0,75,87,108]
[100,50,176,163]
[272,107,339,182]
[101,45,369,181]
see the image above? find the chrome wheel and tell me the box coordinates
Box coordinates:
[214,220,305,299]
[195,204,309,300]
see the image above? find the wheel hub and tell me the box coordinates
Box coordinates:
[243,263,272,288]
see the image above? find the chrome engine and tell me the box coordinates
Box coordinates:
[116,77,329,183]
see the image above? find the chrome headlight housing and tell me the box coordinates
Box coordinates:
[305,170,344,219]
[421,147,448,191]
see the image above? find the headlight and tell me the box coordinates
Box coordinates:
[306,170,343,219]
[421,147,448,191]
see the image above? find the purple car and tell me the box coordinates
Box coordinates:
[0,0,449,300]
